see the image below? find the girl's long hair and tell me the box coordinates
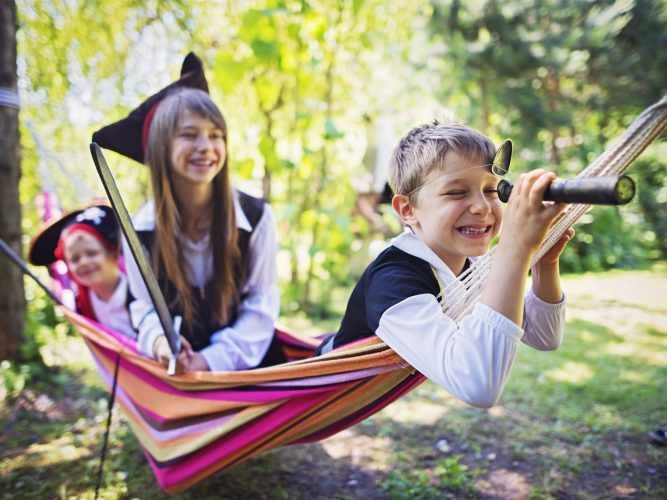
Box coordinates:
[144,88,241,328]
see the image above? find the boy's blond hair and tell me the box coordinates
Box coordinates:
[389,122,496,203]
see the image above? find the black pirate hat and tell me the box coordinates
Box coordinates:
[29,204,120,266]
[91,52,209,164]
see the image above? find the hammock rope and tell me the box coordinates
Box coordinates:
[440,95,667,320]
[35,95,667,492]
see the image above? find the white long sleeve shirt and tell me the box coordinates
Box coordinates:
[123,192,279,371]
[88,273,136,339]
[328,230,566,408]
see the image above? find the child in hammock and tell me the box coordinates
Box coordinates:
[92,53,284,372]
[318,122,575,408]
[28,204,136,339]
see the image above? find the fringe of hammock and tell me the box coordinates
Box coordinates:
[441,94,667,321]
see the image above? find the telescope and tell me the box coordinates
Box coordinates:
[497,175,636,205]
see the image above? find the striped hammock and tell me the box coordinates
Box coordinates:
[61,308,420,493]
[48,95,666,492]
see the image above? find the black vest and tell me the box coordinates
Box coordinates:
[136,191,285,367]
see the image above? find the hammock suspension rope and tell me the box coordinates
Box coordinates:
[440,95,667,320]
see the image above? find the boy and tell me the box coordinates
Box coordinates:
[319,123,574,408]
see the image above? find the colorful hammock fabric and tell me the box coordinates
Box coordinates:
[58,304,423,493]
[43,94,666,493]
[33,179,425,493]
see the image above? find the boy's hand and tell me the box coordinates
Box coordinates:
[501,169,567,257]
[538,228,575,265]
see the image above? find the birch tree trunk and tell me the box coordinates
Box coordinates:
[0,0,26,361]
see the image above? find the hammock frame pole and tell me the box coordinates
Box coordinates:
[89,143,181,375]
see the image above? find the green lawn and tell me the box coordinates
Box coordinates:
[1,269,666,499]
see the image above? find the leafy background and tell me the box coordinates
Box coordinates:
[16,0,667,317]
[3,1,667,497]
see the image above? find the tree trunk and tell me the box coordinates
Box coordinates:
[0,0,26,361]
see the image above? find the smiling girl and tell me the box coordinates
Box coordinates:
[93,54,284,373]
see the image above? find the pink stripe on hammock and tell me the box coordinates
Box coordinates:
[91,341,356,422]
[92,354,237,442]
[146,391,336,490]
[256,364,399,387]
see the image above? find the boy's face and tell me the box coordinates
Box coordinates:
[63,231,119,289]
[401,151,503,273]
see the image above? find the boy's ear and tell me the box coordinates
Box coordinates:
[392,194,418,226]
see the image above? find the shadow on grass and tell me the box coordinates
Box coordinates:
[342,316,667,498]
[504,318,667,425]
[350,392,667,499]
[2,410,391,499]
[1,362,389,499]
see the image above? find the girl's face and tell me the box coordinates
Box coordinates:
[170,109,226,186]
[63,231,119,288]
[410,151,503,273]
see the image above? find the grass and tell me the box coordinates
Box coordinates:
[1,268,666,498]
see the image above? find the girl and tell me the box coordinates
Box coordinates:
[29,204,135,339]
[92,53,284,373]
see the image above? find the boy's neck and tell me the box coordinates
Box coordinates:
[449,257,469,276]
[427,242,469,276]
[404,224,470,276]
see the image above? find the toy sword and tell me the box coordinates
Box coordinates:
[90,143,181,375]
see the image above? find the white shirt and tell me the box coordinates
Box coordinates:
[89,273,136,339]
[123,191,279,371]
[376,230,565,408]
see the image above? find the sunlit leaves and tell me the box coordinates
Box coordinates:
[324,118,344,140]
[17,0,662,316]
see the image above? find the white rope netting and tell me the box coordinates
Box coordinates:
[441,95,667,320]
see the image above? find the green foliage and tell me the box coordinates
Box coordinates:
[433,455,479,494]
[382,454,478,498]
[383,468,441,499]
[559,207,651,272]
[14,0,667,324]
[429,0,667,272]
[633,156,667,259]
[0,360,31,401]
[0,278,71,400]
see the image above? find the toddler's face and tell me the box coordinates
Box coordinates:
[63,231,118,288]
[412,151,503,272]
